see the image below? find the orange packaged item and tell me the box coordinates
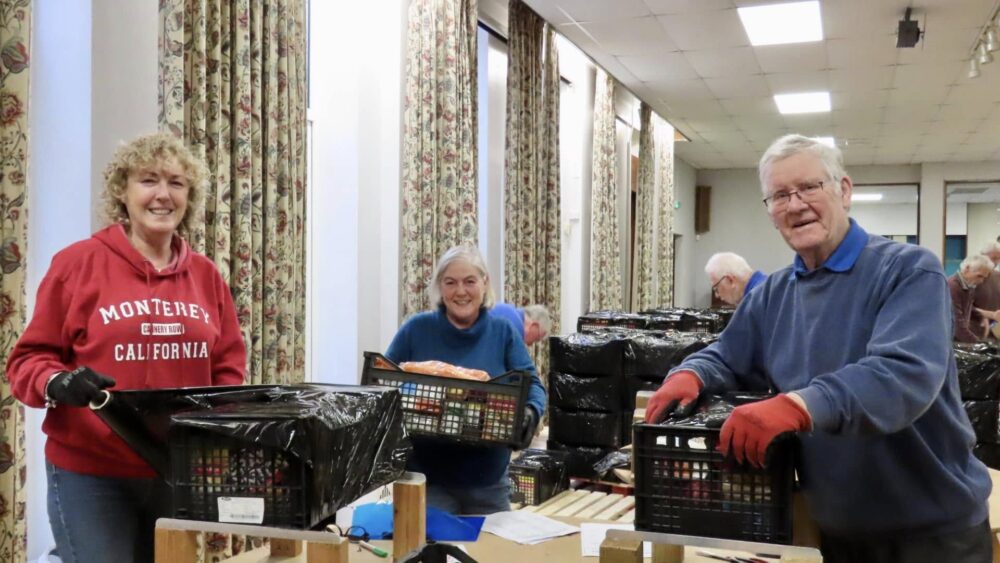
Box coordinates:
[399,360,491,381]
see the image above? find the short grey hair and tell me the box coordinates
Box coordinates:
[961,254,993,275]
[523,304,552,336]
[980,241,1000,257]
[705,252,753,281]
[759,134,847,196]
[427,245,496,309]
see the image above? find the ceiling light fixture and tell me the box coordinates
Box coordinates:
[967,7,1000,79]
[774,92,831,114]
[737,1,823,46]
[851,193,884,202]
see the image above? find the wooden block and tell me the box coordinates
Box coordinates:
[154,528,198,563]
[307,540,349,563]
[538,490,589,516]
[575,493,623,520]
[651,543,684,563]
[599,536,643,563]
[595,496,635,521]
[792,491,821,549]
[393,472,427,562]
[556,491,607,517]
[632,408,646,422]
[992,528,1000,563]
[635,391,654,410]
[270,538,303,557]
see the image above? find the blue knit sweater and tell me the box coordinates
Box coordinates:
[673,220,991,536]
[386,307,546,488]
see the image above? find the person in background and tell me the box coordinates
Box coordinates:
[490,302,552,345]
[971,242,1000,335]
[950,254,995,343]
[385,245,545,515]
[704,252,766,307]
[6,133,246,563]
[646,134,990,562]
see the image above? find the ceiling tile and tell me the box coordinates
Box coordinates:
[551,0,654,23]
[892,62,961,92]
[826,36,900,69]
[881,103,938,124]
[832,89,890,110]
[643,0,735,15]
[936,102,995,122]
[766,70,830,93]
[946,83,1000,106]
[781,112,833,135]
[684,47,761,78]
[666,100,729,120]
[581,16,678,56]
[886,84,951,104]
[734,113,789,130]
[656,10,749,50]
[832,107,885,126]
[686,116,739,133]
[822,0,903,40]
[755,43,828,74]
[718,96,779,116]
[646,78,715,103]
[828,67,895,91]
[618,52,699,81]
[704,74,771,98]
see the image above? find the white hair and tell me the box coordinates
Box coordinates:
[705,252,753,281]
[523,304,552,335]
[758,134,847,196]
[961,254,993,275]
[980,241,1000,257]
[427,245,496,309]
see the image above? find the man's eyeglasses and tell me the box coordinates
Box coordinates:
[712,275,729,293]
[762,180,829,211]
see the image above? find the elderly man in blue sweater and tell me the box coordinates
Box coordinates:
[646,135,991,562]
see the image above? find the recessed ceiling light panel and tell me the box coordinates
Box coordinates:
[774,92,831,114]
[738,1,824,46]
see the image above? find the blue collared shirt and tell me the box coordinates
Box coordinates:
[791,218,868,277]
[744,270,767,296]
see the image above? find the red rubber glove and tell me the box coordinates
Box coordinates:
[644,370,703,423]
[718,394,811,468]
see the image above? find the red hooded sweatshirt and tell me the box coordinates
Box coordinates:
[7,224,246,478]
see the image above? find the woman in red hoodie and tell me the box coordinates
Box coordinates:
[6,133,246,563]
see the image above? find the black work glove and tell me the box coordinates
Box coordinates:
[46,366,116,407]
[517,407,539,449]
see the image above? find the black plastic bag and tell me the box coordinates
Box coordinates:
[623,331,717,376]
[546,440,615,479]
[974,442,1000,470]
[549,331,629,376]
[593,449,631,477]
[963,400,1000,444]
[548,406,623,448]
[956,349,1000,400]
[549,371,623,412]
[577,310,649,333]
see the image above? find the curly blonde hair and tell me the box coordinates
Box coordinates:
[101,132,208,237]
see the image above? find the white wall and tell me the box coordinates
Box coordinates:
[479,29,506,300]
[922,162,1000,258]
[947,202,968,236]
[307,0,406,384]
[967,202,1000,254]
[672,157,697,307]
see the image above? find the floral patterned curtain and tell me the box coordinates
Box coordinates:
[0,3,28,561]
[160,0,307,559]
[655,114,676,307]
[503,0,559,380]
[400,0,479,319]
[631,103,655,312]
[589,70,622,311]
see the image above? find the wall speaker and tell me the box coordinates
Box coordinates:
[695,185,711,234]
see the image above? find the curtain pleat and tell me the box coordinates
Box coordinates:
[632,103,655,312]
[503,0,560,381]
[0,1,30,560]
[655,115,676,307]
[400,0,479,319]
[589,70,622,311]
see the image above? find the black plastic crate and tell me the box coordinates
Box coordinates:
[633,423,794,544]
[508,449,569,506]
[170,426,310,528]
[361,352,531,447]
[577,311,649,333]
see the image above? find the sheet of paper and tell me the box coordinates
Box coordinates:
[481,511,579,545]
[579,523,651,557]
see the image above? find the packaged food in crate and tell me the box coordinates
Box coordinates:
[361,352,532,447]
[633,395,795,544]
[92,384,411,529]
[508,449,569,506]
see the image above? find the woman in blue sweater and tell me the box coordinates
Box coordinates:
[386,245,546,514]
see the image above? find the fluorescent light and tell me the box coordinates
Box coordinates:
[738,1,823,46]
[774,91,831,114]
[852,193,883,202]
[814,136,835,147]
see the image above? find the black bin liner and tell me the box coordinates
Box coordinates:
[549,406,623,448]
[577,311,649,333]
[623,331,716,376]
[642,308,728,333]
[956,349,1000,400]
[508,448,569,505]
[973,442,1000,470]
[550,331,628,376]
[963,400,1000,444]
[94,384,411,529]
[546,440,615,479]
[549,371,623,412]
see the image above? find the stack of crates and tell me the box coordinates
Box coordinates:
[508,449,569,506]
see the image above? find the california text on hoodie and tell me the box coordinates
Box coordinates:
[7,224,246,478]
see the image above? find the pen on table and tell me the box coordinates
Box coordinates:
[358,540,389,558]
